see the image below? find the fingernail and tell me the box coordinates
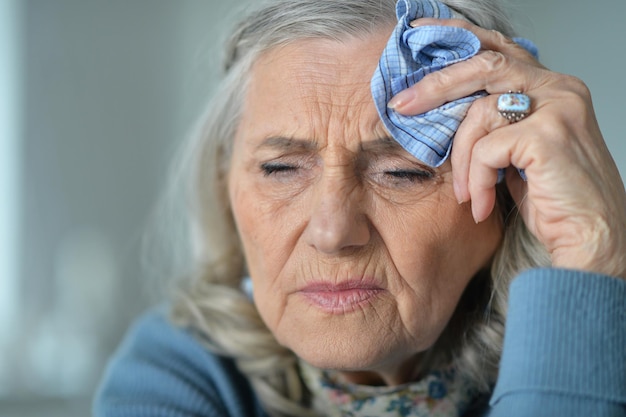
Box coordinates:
[410,18,438,28]
[387,90,415,110]
[471,204,481,224]
[453,180,464,204]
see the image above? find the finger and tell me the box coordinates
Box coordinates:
[467,123,532,223]
[451,94,511,203]
[468,155,501,224]
[389,51,546,115]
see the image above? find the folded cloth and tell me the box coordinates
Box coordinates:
[371,0,538,168]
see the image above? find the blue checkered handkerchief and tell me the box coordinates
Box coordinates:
[371,0,538,168]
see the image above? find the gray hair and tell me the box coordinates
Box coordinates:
[165,1,550,416]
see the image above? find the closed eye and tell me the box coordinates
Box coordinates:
[260,162,297,176]
[384,169,434,182]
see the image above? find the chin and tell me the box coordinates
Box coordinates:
[283,328,420,374]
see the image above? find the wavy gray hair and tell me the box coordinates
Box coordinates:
[165,0,550,416]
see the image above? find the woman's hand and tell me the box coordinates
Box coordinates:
[389,18,626,279]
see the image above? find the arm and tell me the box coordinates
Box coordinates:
[388,17,626,415]
[93,307,265,417]
[489,268,626,416]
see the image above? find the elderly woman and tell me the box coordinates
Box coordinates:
[94,0,626,416]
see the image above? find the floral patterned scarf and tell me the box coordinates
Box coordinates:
[300,361,478,417]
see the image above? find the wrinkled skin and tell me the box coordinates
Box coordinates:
[228,33,502,386]
[390,19,626,279]
[228,20,626,386]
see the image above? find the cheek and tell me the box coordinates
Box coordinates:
[446,202,502,272]
[380,191,501,313]
[232,191,303,260]
[230,179,281,325]
[229,172,307,326]
[230,179,272,271]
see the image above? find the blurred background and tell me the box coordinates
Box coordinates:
[1,0,624,416]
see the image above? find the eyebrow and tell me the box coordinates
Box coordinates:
[256,136,318,152]
[256,135,406,154]
[359,136,406,153]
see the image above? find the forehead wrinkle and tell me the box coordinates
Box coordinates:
[297,76,373,111]
[286,44,375,115]
[315,81,381,145]
[293,92,375,154]
[246,35,395,155]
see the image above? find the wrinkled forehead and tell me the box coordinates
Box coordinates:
[240,33,393,144]
[254,33,390,96]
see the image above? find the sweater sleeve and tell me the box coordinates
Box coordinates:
[93,306,266,417]
[487,268,626,416]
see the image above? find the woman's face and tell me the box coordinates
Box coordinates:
[228,33,502,384]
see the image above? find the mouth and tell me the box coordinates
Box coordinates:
[298,280,384,314]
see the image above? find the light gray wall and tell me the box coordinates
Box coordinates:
[3,1,230,415]
[3,1,625,416]
[511,0,626,176]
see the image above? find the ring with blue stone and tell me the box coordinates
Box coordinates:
[497,91,531,123]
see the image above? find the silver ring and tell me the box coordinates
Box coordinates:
[497,91,531,123]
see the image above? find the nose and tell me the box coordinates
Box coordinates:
[304,172,371,254]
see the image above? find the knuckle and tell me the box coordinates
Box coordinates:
[475,50,508,74]
[466,97,496,126]
[565,93,589,121]
[424,69,452,90]
[471,136,491,161]
[474,96,493,113]
[492,29,517,48]
[549,80,593,129]
[562,74,592,100]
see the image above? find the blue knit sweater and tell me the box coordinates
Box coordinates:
[94,269,626,416]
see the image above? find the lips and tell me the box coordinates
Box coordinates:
[299,280,384,313]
